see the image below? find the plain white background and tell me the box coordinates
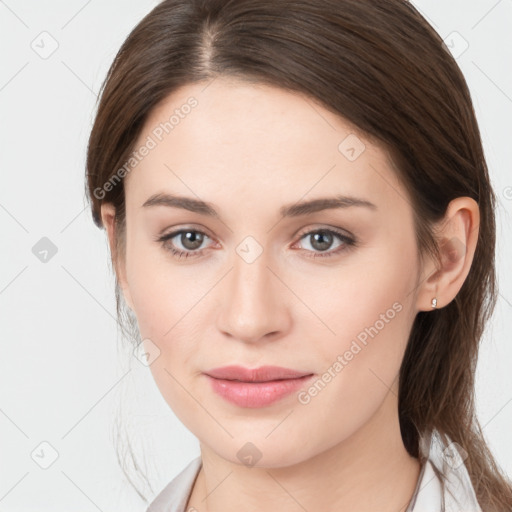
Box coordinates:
[1,1,511,510]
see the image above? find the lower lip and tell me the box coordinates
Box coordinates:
[205,374,314,408]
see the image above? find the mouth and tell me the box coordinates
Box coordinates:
[204,365,314,408]
[204,364,313,382]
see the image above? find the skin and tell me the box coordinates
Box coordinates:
[101,77,479,512]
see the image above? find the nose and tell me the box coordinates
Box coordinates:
[216,249,291,344]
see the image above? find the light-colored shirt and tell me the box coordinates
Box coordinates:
[146,429,482,512]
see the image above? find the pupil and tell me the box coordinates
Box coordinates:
[182,231,203,250]
[312,231,332,251]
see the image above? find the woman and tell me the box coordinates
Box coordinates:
[85,0,512,510]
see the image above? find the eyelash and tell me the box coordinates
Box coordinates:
[155,227,357,260]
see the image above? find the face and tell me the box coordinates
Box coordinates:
[105,77,424,467]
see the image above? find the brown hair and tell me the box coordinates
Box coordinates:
[85,0,512,508]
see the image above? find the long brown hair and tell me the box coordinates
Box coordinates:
[85,0,512,508]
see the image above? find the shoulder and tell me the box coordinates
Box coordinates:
[146,456,202,512]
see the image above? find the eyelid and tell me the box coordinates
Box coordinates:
[156,224,353,244]
[293,223,355,240]
[156,223,215,242]
[155,226,215,248]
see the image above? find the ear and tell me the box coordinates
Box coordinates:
[100,203,135,311]
[416,197,480,311]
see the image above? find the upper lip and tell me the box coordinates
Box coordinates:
[204,365,313,382]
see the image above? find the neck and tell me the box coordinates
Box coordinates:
[187,390,421,512]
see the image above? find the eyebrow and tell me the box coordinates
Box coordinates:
[142,192,377,218]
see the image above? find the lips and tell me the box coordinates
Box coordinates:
[204,365,315,408]
[204,365,312,382]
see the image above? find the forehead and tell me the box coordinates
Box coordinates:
[126,78,407,215]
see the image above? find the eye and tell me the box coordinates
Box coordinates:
[156,228,213,259]
[293,228,356,259]
[156,226,356,260]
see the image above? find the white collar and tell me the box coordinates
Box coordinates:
[407,429,482,512]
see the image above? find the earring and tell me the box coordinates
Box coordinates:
[431,297,437,308]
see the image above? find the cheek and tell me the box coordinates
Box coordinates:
[302,240,418,406]
[128,257,204,424]
[125,235,204,337]
[124,239,210,375]
[306,241,417,353]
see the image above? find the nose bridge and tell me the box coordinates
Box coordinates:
[232,246,272,300]
[216,242,289,343]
